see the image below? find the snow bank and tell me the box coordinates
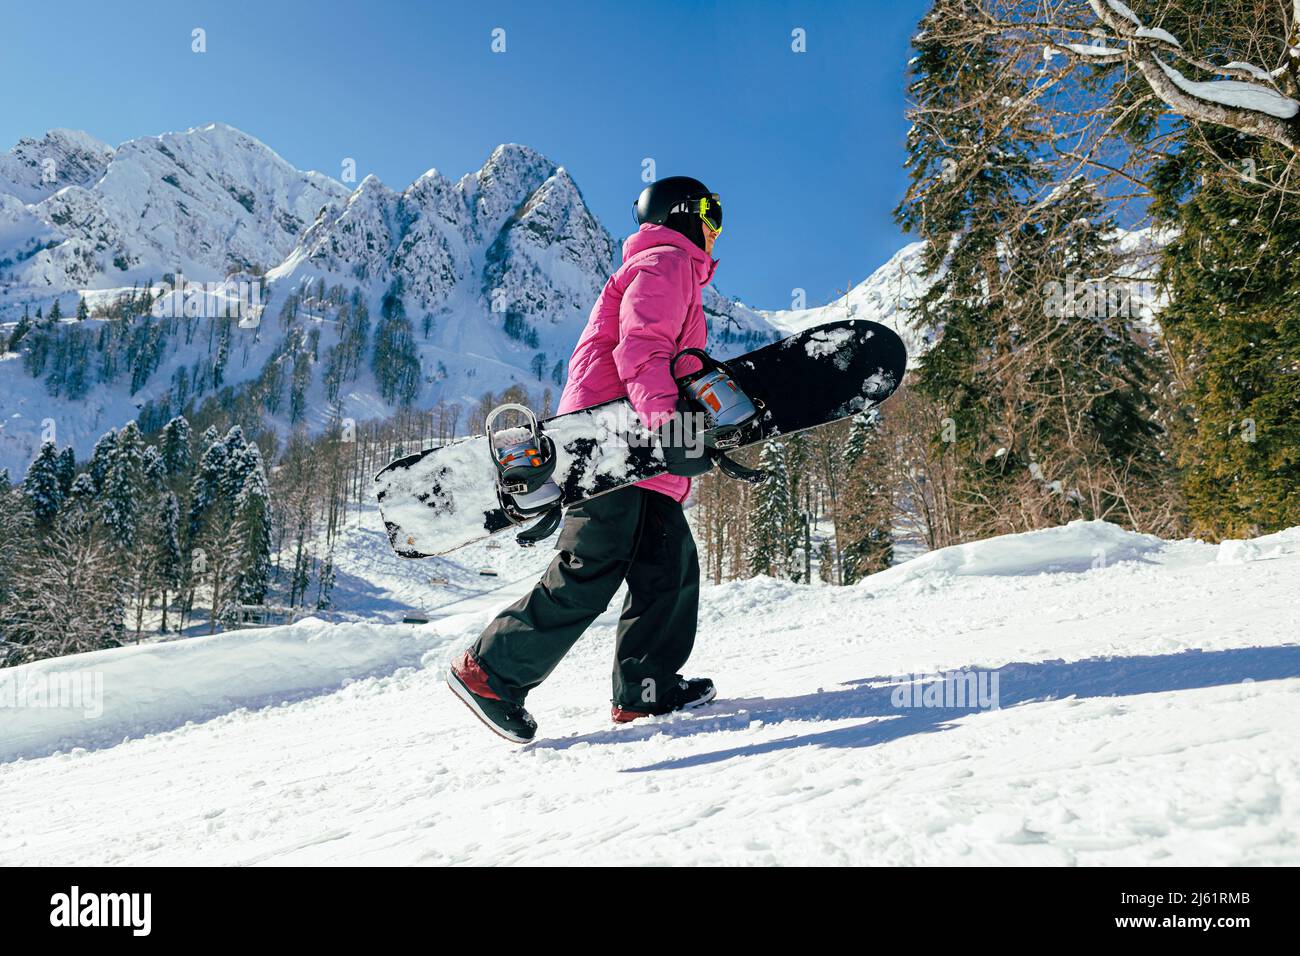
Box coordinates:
[0,618,452,763]
[1216,526,1300,565]
[858,519,1166,592]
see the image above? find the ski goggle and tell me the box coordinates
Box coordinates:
[672,194,723,233]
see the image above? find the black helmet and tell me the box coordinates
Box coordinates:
[633,176,721,251]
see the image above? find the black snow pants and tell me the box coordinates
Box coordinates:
[469,485,700,708]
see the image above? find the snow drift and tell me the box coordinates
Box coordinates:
[857,519,1167,591]
[0,618,454,764]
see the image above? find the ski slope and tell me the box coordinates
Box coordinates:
[2,519,1298,866]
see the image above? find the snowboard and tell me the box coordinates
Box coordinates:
[376,319,907,557]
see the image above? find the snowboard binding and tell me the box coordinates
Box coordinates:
[670,348,761,450]
[485,403,563,545]
[671,348,768,484]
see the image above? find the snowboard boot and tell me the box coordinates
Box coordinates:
[447,650,537,744]
[611,676,716,724]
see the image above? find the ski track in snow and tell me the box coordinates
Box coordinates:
[1,518,1298,866]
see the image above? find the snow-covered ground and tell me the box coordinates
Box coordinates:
[2,518,1297,865]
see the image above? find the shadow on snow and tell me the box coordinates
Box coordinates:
[526,645,1300,772]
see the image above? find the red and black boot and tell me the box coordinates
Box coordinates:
[611,676,716,724]
[447,650,538,744]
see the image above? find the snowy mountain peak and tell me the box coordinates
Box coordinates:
[0,123,349,293]
[0,128,115,204]
[45,127,114,153]
[460,143,559,240]
[763,240,933,366]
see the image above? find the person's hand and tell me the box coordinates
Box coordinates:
[656,400,715,478]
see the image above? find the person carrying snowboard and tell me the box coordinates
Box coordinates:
[448,176,724,743]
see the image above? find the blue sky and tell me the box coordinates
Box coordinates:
[1,0,927,311]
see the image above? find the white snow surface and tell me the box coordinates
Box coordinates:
[2,517,1298,865]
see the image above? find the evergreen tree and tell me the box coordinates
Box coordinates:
[1152,128,1300,537]
[23,441,64,526]
[6,311,32,352]
[141,444,167,486]
[153,491,183,633]
[380,275,405,321]
[101,423,144,550]
[199,424,220,451]
[843,408,879,464]
[76,296,89,321]
[68,472,96,504]
[87,429,119,495]
[895,0,1047,538]
[48,299,62,322]
[124,452,168,639]
[840,409,894,584]
[160,415,194,479]
[212,321,230,387]
[895,0,1173,538]
[188,433,229,540]
[749,439,795,577]
[55,446,77,497]
[372,284,420,406]
[232,444,273,605]
[220,426,253,500]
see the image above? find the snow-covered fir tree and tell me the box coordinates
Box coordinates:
[55,446,76,496]
[749,439,796,577]
[232,443,273,605]
[101,423,143,550]
[22,441,65,525]
[87,428,118,495]
[153,490,183,633]
[159,416,194,479]
[840,408,894,584]
[188,433,230,540]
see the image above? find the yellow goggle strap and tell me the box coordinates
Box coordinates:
[696,196,722,233]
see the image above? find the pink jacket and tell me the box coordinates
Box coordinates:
[557,224,718,502]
